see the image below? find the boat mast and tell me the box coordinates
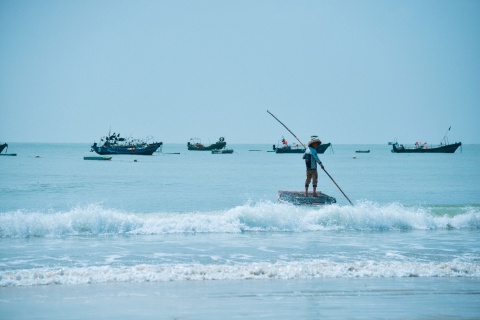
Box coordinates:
[441,126,451,145]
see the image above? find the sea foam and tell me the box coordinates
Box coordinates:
[0,202,479,238]
[1,259,479,287]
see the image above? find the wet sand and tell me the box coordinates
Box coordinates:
[2,278,479,319]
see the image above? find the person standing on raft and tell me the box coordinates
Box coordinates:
[303,137,324,197]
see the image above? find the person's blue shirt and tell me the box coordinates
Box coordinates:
[303,146,322,170]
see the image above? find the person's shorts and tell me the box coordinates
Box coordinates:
[305,169,318,186]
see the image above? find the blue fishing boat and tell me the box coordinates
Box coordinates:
[91,131,162,155]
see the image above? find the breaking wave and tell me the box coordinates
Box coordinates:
[0,201,479,238]
[1,259,479,287]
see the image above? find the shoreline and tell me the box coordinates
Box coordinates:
[2,278,479,319]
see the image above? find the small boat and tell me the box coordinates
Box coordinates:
[273,137,305,153]
[316,142,331,154]
[84,156,112,160]
[310,135,332,154]
[273,136,331,154]
[211,149,233,154]
[355,150,370,153]
[278,190,336,206]
[391,127,462,154]
[0,143,17,156]
[273,143,305,154]
[188,137,227,151]
[91,130,162,155]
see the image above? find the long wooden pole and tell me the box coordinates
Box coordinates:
[320,168,354,206]
[267,110,354,206]
[267,110,306,149]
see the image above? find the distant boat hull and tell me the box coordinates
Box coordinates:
[0,143,15,155]
[188,142,226,151]
[274,146,305,153]
[392,142,461,153]
[273,142,331,154]
[355,150,370,153]
[0,143,7,154]
[211,149,233,154]
[316,143,331,154]
[84,156,112,160]
[278,190,336,206]
[188,137,227,151]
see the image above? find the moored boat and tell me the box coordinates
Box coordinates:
[0,143,7,154]
[188,137,227,151]
[309,135,331,154]
[273,138,305,154]
[391,142,461,153]
[391,127,462,153]
[355,150,370,153]
[0,143,17,156]
[91,131,162,155]
[273,136,331,154]
[315,142,331,154]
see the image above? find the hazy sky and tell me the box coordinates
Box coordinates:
[1,0,479,144]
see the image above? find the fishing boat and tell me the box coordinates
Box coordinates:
[273,136,331,154]
[391,127,462,154]
[91,131,162,155]
[188,137,227,151]
[391,142,461,153]
[316,142,331,154]
[273,137,305,154]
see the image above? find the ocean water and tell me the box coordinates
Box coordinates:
[1,143,479,319]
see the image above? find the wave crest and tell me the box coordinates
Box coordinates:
[0,202,479,238]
